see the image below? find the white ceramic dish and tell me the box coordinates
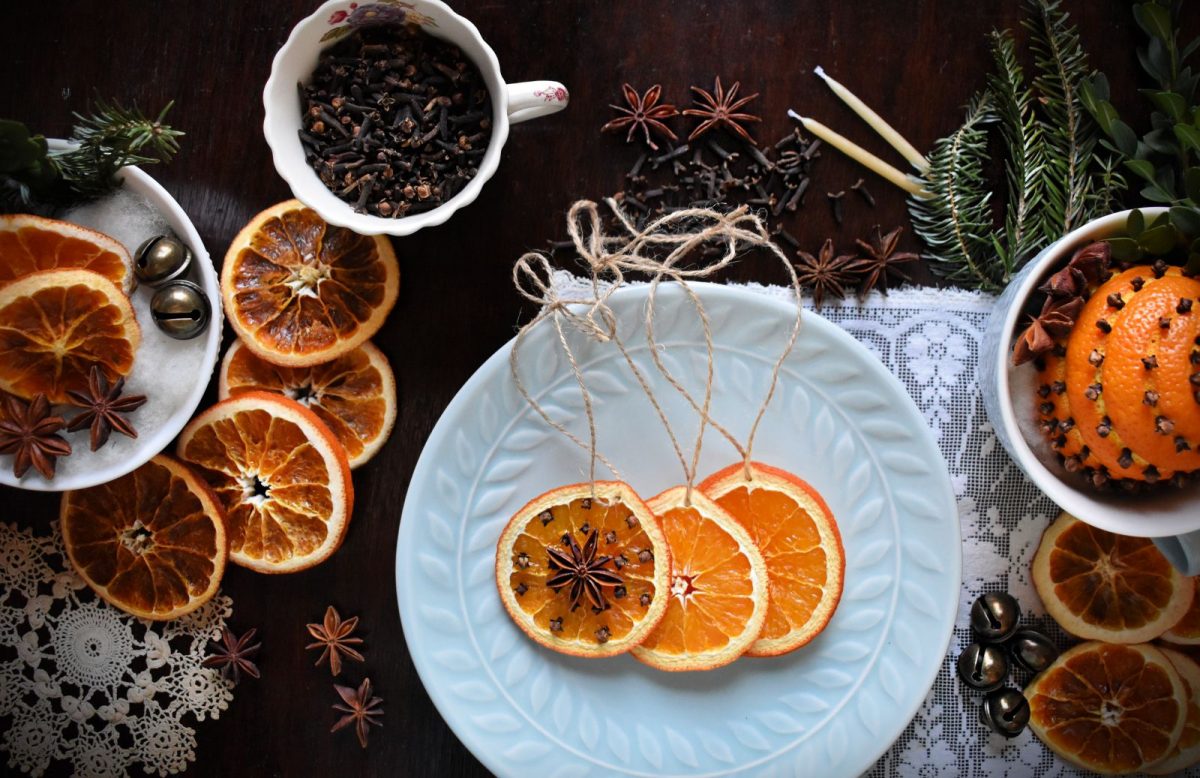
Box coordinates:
[0,144,222,492]
[980,207,1200,539]
[397,283,960,777]
[263,0,568,237]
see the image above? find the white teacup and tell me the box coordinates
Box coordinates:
[263,0,568,236]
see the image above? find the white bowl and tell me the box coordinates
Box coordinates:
[0,145,223,492]
[263,0,567,237]
[980,207,1200,538]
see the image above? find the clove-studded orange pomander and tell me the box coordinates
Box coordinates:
[1037,263,1200,487]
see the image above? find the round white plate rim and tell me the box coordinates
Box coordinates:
[396,281,960,776]
[0,142,223,492]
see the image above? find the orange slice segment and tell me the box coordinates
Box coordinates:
[699,461,844,656]
[221,200,400,367]
[60,454,227,620]
[176,392,353,573]
[1162,578,1200,646]
[1146,648,1200,774]
[0,214,133,292]
[631,486,769,671]
[495,481,671,658]
[1032,511,1193,643]
[218,338,396,469]
[1027,641,1186,774]
[0,268,140,403]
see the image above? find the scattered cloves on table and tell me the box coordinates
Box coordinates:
[299,25,492,217]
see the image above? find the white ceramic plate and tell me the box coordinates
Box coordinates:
[0,146,223,492]
[396,283,960,777]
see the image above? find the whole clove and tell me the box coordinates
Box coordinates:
[299,25,493,217]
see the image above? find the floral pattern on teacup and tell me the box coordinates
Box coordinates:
[321,0,434,43]
[533,85,569,103]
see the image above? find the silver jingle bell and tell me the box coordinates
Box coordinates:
[979,687,1030,738]
[150,280,211,339]
[970,592,1021,643]
[1009,629,1060,674]
[957,642,1009,692]
[135,235,192,286]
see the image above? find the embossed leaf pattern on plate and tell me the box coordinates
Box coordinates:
[396,285,959,777]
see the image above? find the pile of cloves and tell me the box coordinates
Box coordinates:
[956,592,1060,738]
[298,24,492,217]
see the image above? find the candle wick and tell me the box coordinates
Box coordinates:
[813,65,828,81]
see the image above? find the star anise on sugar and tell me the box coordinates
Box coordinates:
[854,225,919,298]
[202,627,261,685]
[0,393,71,480]
[794,239,863,307]
[66,366,147,451]
[332,677,384,749]
[683,76,761,145]
[306,605,365,676]
[601,83,679,151]
[546,529,623,610]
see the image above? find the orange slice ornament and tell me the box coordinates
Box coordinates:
[221,200,400,367]
[699,461,844,656]
[495,481,671,658]
[631,486,769,671]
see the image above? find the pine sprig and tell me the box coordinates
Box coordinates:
[908,94,1001,290]
[989,30,1048,273]
[52,98,183,199]
[1024,0,1107,237]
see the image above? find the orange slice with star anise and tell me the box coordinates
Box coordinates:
[631,485,769,671]
[495,481,671,658]
[221,200,399,367]
[60,454,227,620]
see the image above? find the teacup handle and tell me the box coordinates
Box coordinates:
[1154,532,1200,576]
[506,81,569,124]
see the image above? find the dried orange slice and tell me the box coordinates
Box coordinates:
[1027,641,1186,774]
[221,200,400,367]
[1146,648,1200,774]
[218,338,396,469]
[1163,579,1200,645]
[699,461,844,656]
[60,455,227,620]
[176,391,353,573]
[495,481,671,658]
[0,268,140,403]
[0,214,133,292]
[631,486,769,671]
[1032,511,1193,643]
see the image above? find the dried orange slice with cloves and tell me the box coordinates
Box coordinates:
[1026,641,1186,774]
[1032,511,1193,643]
[631,486,769,671]
[221,200,399,367]
[61,454,227,620]
[699,462,844,656]
[495,481,671,658]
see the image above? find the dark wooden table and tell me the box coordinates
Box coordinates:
[0,1,1173,775]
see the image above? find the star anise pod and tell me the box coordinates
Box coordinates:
[202,627,261,685]
[854,225,919,298]
[683,76,761,145]
[306,605,365,676]
[1012,295,1086,366]
[66,366,147,451]
[0,393,71,480]
[794,239,864,307]
[601,83,679,151]
[332,677,384,749]
[546,529,623,610]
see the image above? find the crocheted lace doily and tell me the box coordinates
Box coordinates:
[1,521,234,777]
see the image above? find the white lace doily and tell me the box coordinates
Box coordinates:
[552,271,1198,777]
[0,521,234,777]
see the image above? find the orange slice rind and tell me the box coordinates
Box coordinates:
[0,213,133,293]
